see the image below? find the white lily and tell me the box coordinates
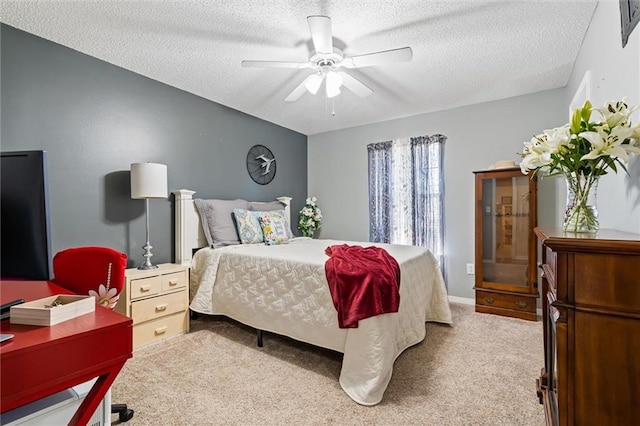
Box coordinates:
[579,126,637,162]
[595,99,639,129]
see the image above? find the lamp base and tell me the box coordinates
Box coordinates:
[137,263,159,270]
[138,241,158,270]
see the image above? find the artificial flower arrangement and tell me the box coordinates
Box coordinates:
[519,98,640,232]
[298,196,322,238]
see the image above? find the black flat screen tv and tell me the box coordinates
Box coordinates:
[1,150,52,280]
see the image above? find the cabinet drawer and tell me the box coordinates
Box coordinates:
[131,291,187,325]
[476,290,536,313]
[133,312,187,350]
[130,275,161,300]
[161,271,186,292]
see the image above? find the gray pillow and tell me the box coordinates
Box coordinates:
[194,198,249,248]
[248,201,283,212]
[249,201,293,239]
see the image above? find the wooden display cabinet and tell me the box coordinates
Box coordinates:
[473,167,538,320]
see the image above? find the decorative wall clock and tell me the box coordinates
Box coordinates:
[246,144,276,185]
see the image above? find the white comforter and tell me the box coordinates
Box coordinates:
[190,237,452,405]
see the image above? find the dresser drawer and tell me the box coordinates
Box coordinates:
[130,275,161,300]
[161,271,186,292]
[476,290,537,314]
[132,312,187,350]
[131,291,187,325]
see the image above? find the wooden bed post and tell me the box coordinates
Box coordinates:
[173,189,197,266]
[276,196,292,229]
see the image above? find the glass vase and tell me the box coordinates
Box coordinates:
[563,172,599,233]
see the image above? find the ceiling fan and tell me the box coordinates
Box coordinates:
[241,15,413,102]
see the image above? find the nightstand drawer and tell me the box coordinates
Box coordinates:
[130,275,161,300]
[133,312,187,350]
[161,271,186,292]
[131,291,187,324]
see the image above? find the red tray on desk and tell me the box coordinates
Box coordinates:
[1,280,133,426]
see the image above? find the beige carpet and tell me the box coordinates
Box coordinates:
[111,303,544,425]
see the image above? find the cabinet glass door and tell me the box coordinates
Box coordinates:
[481,174,531,287]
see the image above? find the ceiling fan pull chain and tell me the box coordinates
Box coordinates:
[332,97,336,117]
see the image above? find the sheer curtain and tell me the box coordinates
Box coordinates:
[367,141,393,243]
[368,134,446,277]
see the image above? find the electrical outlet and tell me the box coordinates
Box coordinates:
[466,263,475,275]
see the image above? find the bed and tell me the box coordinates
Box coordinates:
[173,189,452,406]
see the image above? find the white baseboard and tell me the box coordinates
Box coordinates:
[447,295,474,305]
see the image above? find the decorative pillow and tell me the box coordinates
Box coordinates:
[249,202,293,239]
[194,198,249,248]
[233,208,264,244]
[258,213,289,246]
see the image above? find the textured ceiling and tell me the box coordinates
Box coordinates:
[1,1,598,135]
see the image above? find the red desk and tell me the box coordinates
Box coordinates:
[1,280,133,425]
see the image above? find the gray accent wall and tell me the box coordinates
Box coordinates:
[1,24,307,269]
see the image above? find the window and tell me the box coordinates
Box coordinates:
[368,134,446,276]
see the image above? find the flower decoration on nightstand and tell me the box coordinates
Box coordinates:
[298,196,322,238]
[88,263,120,309]
[519,98,640,232]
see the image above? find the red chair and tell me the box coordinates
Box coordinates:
[52,246,134,423]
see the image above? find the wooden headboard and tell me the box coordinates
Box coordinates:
[172,189,292,266]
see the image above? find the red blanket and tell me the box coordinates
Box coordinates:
[324,244,401,328]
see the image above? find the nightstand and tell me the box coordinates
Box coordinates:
[116,263,189,350]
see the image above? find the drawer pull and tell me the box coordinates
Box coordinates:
[154,326,168,335]
[515,301,527,309]
[139,285,151,293]
[484,297,495,304]
[168,279,179,287]
[155,304,168,312]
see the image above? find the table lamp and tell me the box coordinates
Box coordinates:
[130,162,168,269]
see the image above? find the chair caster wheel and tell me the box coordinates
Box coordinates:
[119,409,134,422]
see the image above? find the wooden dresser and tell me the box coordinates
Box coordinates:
[116,263,189,350]
[535,228,640,425]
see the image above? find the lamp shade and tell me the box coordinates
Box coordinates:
[130,162,168,199]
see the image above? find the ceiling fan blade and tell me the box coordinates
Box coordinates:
[338,72,373,98]
[285,75,317,102]
[307,15,333,54]
[242,60,310,69]
[342,47,413,69]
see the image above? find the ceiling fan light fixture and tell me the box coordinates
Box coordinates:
[305,74,323,95]
[325,71,343,98]
[243,16,412,103]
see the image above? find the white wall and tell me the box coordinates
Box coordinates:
[308,89,565,299]
[308,0,640,299]
[563,0,640,233]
